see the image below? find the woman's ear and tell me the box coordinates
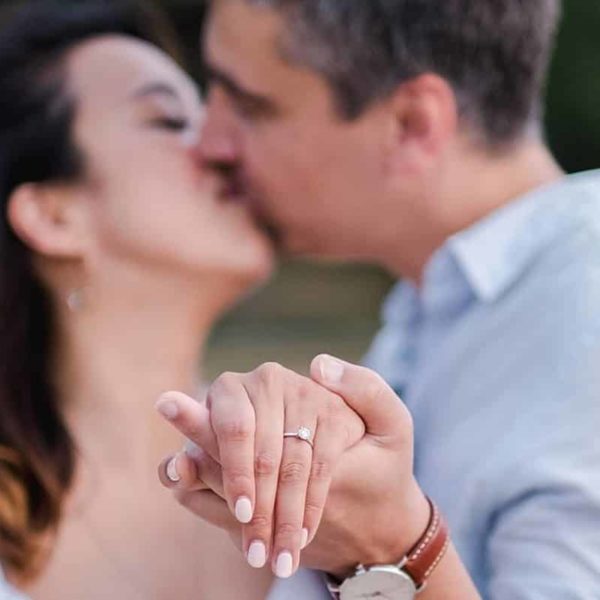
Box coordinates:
[7,182,86,258]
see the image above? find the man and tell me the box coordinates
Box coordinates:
[158,0,600,597]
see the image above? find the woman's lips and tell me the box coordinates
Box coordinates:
[220,175,250,203]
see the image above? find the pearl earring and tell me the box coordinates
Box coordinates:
[66,289,84,312]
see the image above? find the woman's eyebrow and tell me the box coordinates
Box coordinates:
[131,82,182,102]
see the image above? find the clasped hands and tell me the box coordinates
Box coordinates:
[156,355,430,579]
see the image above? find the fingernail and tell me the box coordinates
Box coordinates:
[319,356,344,384]
[166,456,181,483]
[247,541,267,569]
[156,398,179,420]
[275,551,293,579]
[235,497,253,524]
[184,441,204,461]
[300,528,309,549]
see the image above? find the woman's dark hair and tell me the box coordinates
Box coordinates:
[0,0,180,581]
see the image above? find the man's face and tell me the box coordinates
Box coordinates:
[200,0,393,260]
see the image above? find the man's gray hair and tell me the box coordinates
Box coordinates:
[246,0,561,146]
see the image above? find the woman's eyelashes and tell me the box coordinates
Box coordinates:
[148,115,190,132]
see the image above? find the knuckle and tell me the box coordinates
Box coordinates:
[249,513,271,532]
[254,452,278,477]
[310,460,331,482]
[215,418,253,442]
[255,362,282,386]
[280,460,309,484]
[209,372,240,399]
[321,393,345,419]
[222,467,253,491]
[318,400,353,440]
[295,379,315,402]
[276,521,299,539]
[363,374,386,404]
[303,500,323,522]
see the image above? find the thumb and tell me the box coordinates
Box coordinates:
[310,354,412,438]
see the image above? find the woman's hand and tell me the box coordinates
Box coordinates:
[158,357,482,600]
[156,360,365,578]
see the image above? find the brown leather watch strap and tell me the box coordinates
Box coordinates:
[403,496,450,590]
[326,497,449,598]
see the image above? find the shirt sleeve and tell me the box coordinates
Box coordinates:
[485,392,600,599]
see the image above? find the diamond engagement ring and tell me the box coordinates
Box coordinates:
[283,426,314,449]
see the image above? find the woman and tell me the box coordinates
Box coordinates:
[0,1,274,598]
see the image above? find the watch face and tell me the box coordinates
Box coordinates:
[339,567,417,600]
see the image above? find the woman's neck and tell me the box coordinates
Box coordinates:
[54,284,222,475]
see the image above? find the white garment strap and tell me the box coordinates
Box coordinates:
[0,565,29,600]
[267,569,332,600]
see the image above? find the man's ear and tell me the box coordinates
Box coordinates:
[7,182,86,259]
[384,73,458,177]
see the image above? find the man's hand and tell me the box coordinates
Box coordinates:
[156,362,366,578]
[301,355,430,575]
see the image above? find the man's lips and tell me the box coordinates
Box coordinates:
[219,175,262,212]
[219,178,283,246]
[220,176,253,205]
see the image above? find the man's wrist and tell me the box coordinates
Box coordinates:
[386,479,431,563]
[329,479,430,579]
[326,492,450,599]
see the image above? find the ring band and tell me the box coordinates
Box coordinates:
[283,426,314,449]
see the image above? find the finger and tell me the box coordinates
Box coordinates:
[271,400,318,579]
[301,408,349,547]
[208,373,257,525]
[239,364,286,569]
[184,442,226,498]
[156,391,219,460]
[310,354,412,438]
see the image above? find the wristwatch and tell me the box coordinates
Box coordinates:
[326,497,449,600]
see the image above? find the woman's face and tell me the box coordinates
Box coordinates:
[65,35,274,288]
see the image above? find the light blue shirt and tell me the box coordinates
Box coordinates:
[364,170,600,598]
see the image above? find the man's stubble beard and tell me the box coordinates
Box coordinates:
[228,168,286,251]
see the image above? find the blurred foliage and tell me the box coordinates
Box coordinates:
[546,0,600,172]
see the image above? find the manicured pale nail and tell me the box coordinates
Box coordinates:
[319,356,344,384]
[301,528,309,549]
[235,497,253,524]
[156,398,179,420]
[275,552,294,578]
[166,456,181,483]
[184,441,204,461]
[247,541,267,569]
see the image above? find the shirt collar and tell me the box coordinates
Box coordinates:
[446,171,600,302]
[377,170,600,325]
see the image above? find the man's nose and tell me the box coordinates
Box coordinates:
[196,96,240,167]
